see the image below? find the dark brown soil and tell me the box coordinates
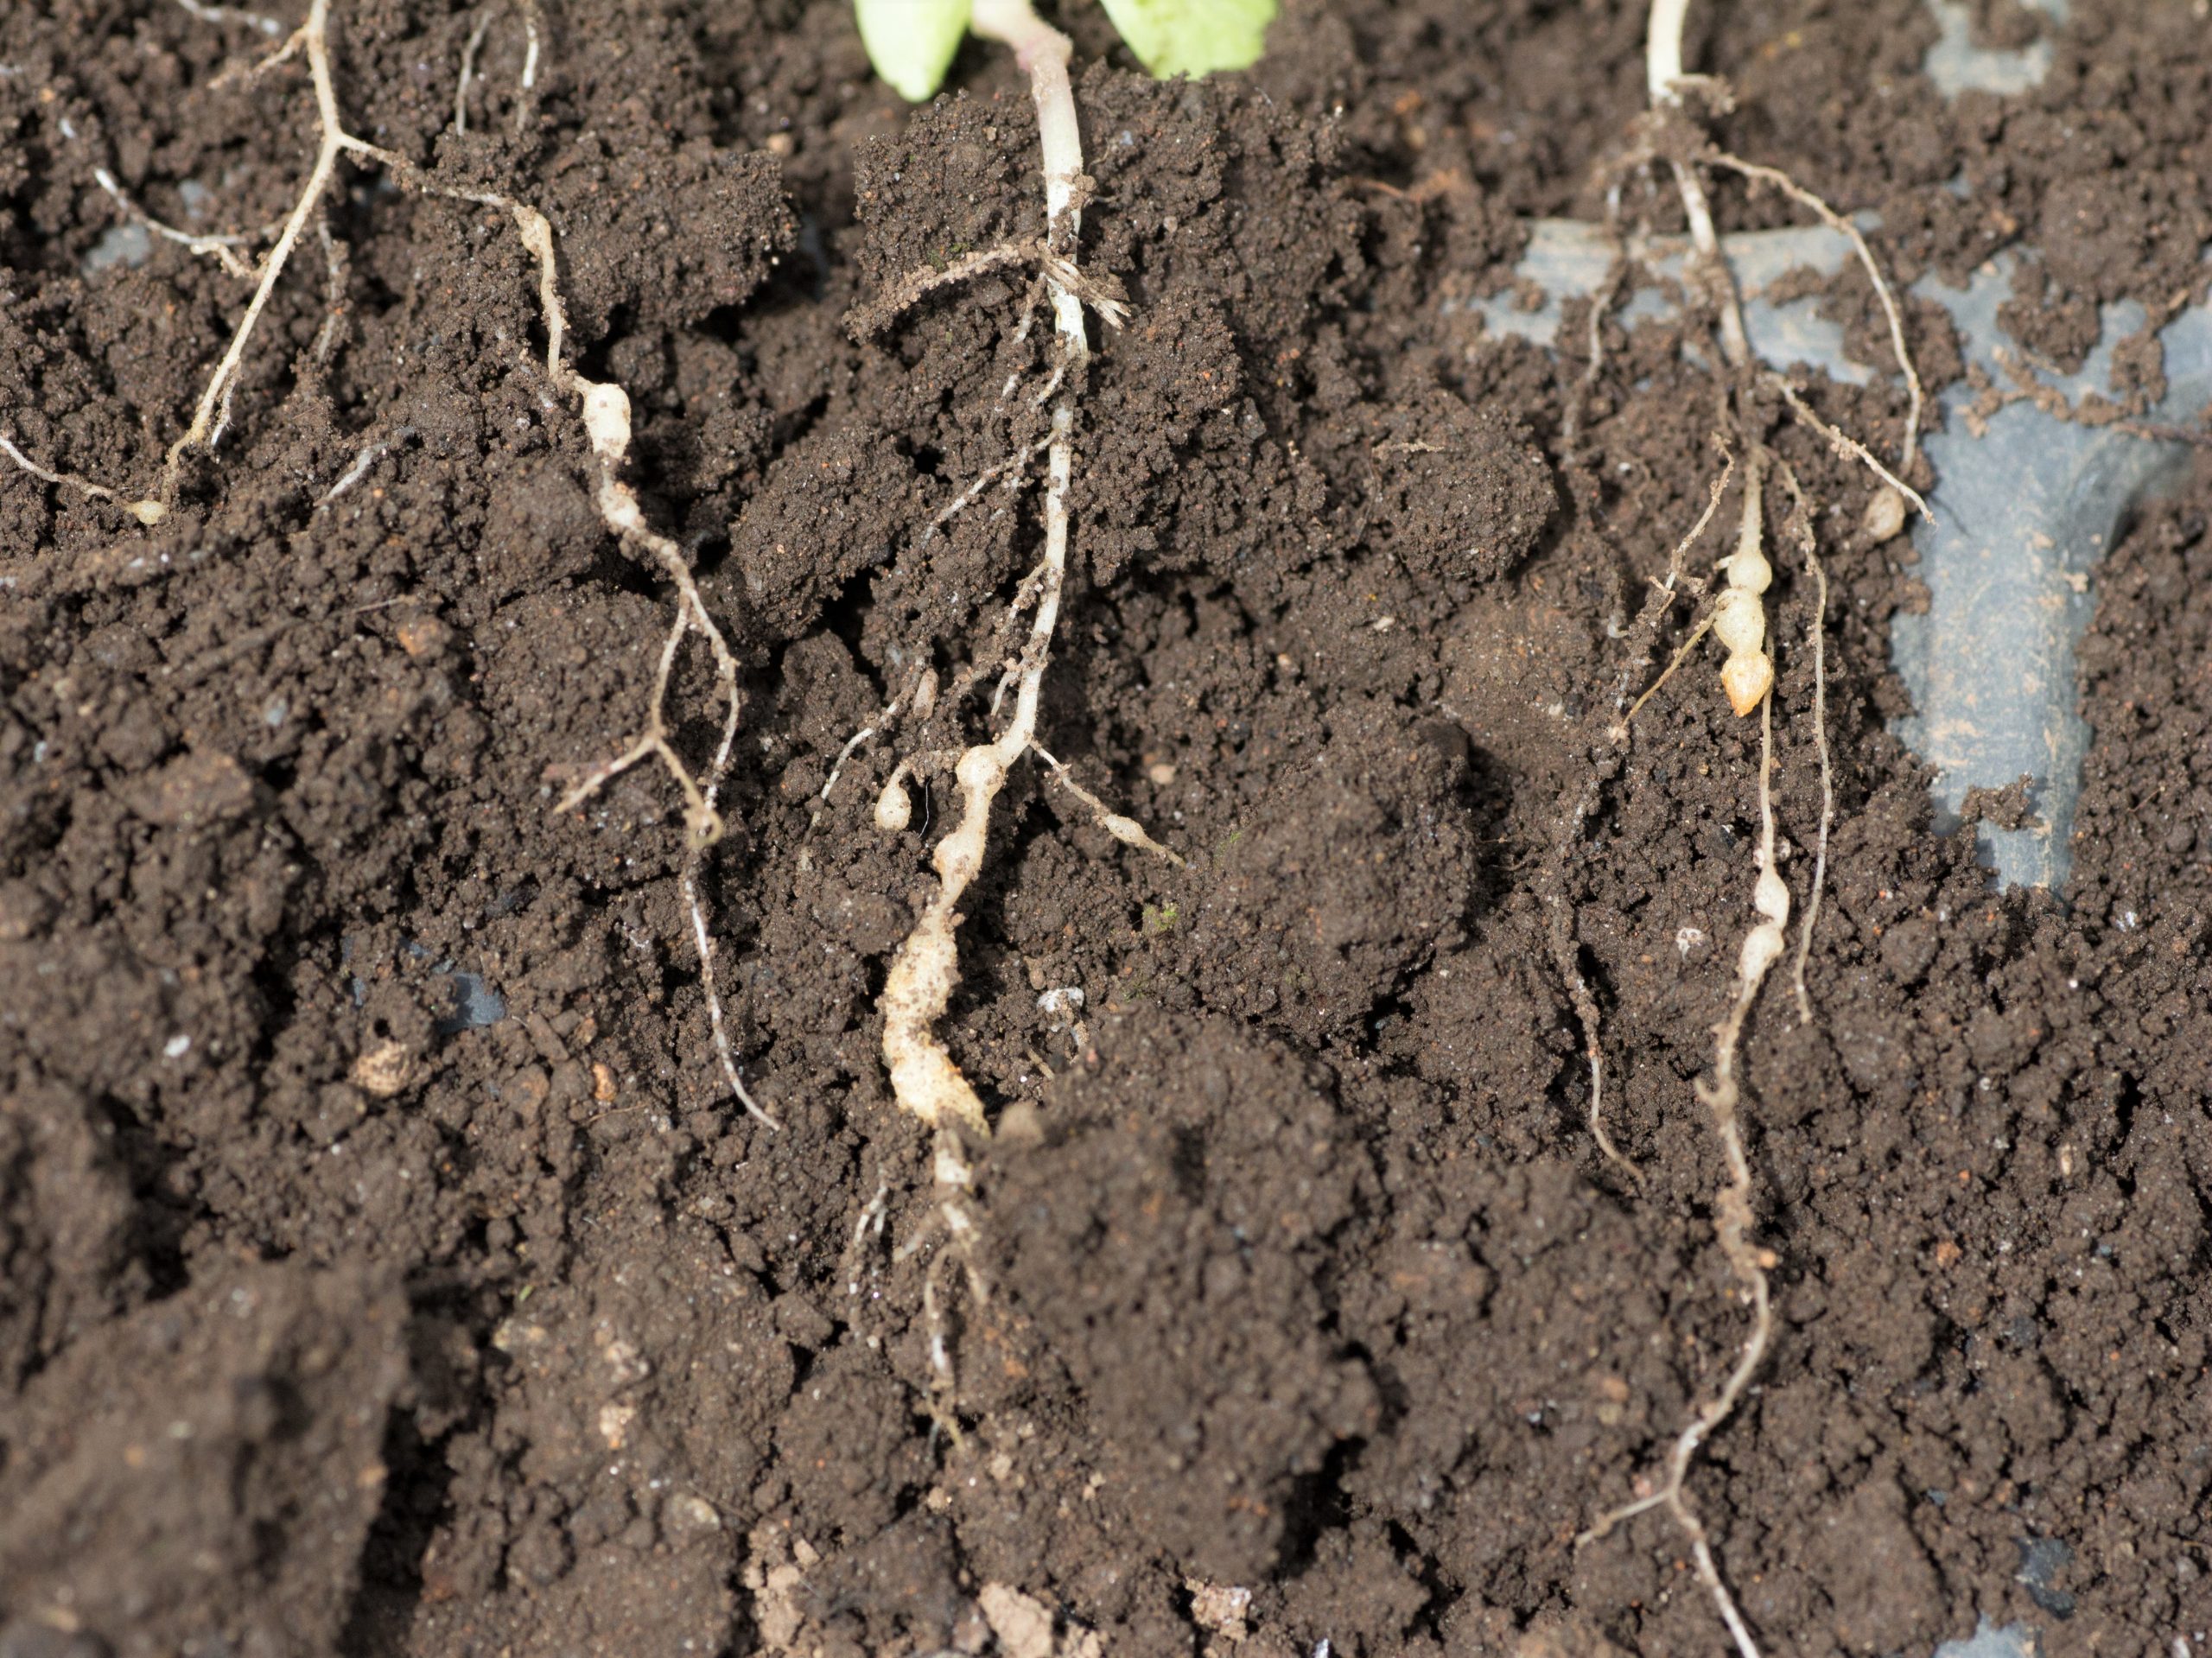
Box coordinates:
[3,3,2209,1656]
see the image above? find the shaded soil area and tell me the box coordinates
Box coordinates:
[3,2,2209,1655]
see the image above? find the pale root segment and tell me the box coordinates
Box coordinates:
[1712,451,1774,716]
[0,435,166,525]
[37,1,772,1127]
[878,0,1181,1137]
[1570,2,1929,1651]
[1580,702,1788,1658]
[881,743,1037,1137]
[1777,461,1836,1027]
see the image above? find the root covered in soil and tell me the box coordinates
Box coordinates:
[1568,1,1931,1648]
[38,0,772,1121]
[875,0,1170,1140]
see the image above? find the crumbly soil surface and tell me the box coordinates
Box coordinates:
[3,2,2209,1655]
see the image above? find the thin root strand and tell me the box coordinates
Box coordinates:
[1770,376,1932,524]
[847,238,1130,341]
[0,434,165,524]
[1703,148,1926,473]
[92,166,264,278]
[1032,745,1186,867]
[1775,461,1834,1026]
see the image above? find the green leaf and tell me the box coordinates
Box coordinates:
[855,0,973,102]
[1097,0,1277,79]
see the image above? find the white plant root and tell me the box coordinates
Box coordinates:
[876,0,1174,1140]
[24,0,773,1127]
[1776,461,1835,1028]
[1579,697,1785,1658]
[1574,3,1929,1653]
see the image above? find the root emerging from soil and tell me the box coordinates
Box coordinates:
[850,4,1186,1439]
[40,0,773,1126]
[874,0,1172,1140]
[1573,2,1924,1650]
[1580,693,1786,1658]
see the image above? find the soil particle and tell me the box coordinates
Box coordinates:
[1160,696,1484,1045]
[776,1338,933,1542]
[0,1261,407,1658]
[982,1011,1380,1585]
[1369,387,1557,587]
[1813,1477,1946,1653]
